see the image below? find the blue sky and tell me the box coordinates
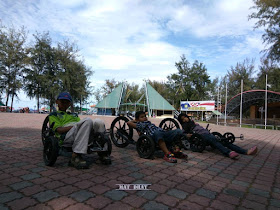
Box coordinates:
[0,0,264,109]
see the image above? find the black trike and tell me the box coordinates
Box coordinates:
[109,115,244,155]
[109,116,188,159]
[41,115,112,166]
[159,118,244,153]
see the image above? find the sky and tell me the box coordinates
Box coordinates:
[0,0,264,109]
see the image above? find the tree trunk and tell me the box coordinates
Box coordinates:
[50,100,53,113]
[71,103,74,113]
[10,91,14,112]
[36,85,40,113]
[80,98,82,114]
[37,94,40,113]
[6,67,11,107]
[5,90,9,107]
[10,73,16,112]
[49,94,53,113]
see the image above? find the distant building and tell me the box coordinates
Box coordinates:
[95,82,176,117]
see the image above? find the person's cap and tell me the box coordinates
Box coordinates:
[57,92,72,102]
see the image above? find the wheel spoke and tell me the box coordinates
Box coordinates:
[123,122,127,129]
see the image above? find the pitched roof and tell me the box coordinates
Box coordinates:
[95,82,176,111]
[145,82,175,111]
[227,90,280,115]
[212,110,222,116]
[95,83,124,108]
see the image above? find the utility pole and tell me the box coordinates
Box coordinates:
[216,87,219,125]
[224,83,227,125]
[265,74,268,129]
[240,80,243,127]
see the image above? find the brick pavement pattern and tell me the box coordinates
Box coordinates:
[1,113,280,209]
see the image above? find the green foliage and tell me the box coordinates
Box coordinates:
[23,33,92,112]
[207,77,220,101]
[249,0,280,62]
[24,32,54,111]
[2,18,280,114]
[0,25,27,111]
[167,55,211,109]
[223,58,256,100]
[94,79,121,102]
[191,60,211,100]
[95,79,145,105]
[146,80,171,103]
[125,82,144,104]
[0,21,92,113]
[55,40,93,112]
[255,58,280,92]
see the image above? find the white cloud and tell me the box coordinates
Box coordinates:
[0,0,265,108]
[98,54,136,70]
[245,33,264,52]
[167,0,256,37]
[49,0,85,8]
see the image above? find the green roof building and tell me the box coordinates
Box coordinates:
[95,82,176,117]
[95,83,125,115]
[145,82,175,117]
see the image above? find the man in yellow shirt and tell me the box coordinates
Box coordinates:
[49,92,111,169]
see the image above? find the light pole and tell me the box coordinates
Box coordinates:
[104,98,106,116]
[80,95,82,115]
[240,79,243,127]
[217,87,219,125]
[265,74,268,129]
[224,83,227,125]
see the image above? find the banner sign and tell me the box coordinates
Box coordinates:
[181,101,215,111]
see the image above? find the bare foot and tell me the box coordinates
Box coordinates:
[247,146,258,155]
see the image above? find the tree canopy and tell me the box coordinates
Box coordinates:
[0,24,92,112]
[0,26,27,110]
[1,18,280,113]
[94,79,121,103]
[249,0,280,62]
[167,55,211,108]
[255,58,280,92]
[224,58,256,100]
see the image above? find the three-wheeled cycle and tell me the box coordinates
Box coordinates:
[109,115,188,159]
[109,115,244,156]
[42,115,112,166]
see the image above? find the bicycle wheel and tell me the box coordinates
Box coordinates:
[43,136,59,166]
[189,133,206,152]
[110,116,133,147]
[41,116,50,146]
[223,132,235,144]
[136,135,155,159]
[159,118,180,131]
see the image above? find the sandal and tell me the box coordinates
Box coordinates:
[99,155,112,165]
[163,153,177,163]
[171,145,188,160]
[229,151,239,159]
[173,150,188,159]
[69,155,89,169]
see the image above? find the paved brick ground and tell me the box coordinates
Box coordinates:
[1,113,280,209]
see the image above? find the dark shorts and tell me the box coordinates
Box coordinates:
[151,129,183,144]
